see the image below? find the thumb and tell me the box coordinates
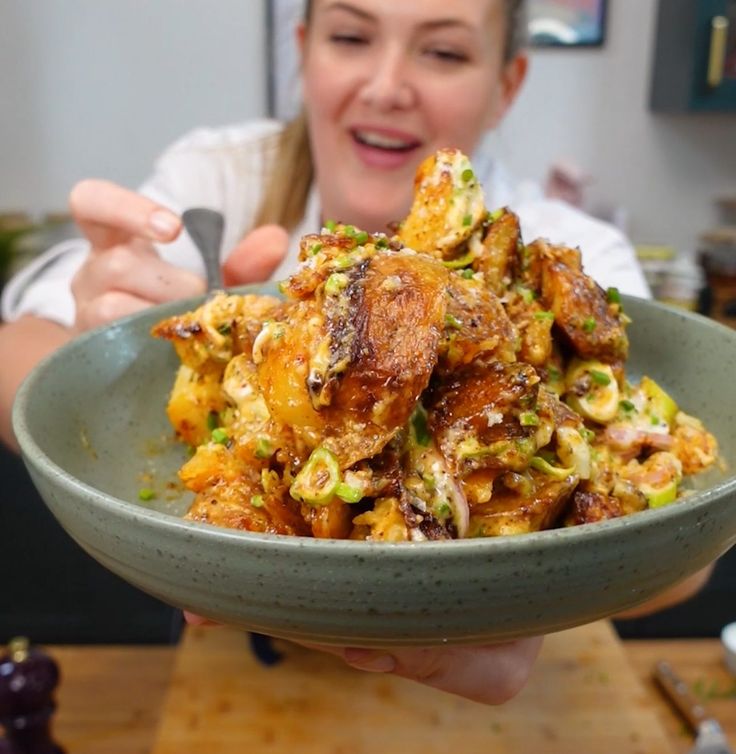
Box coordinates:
[222,224,289,287]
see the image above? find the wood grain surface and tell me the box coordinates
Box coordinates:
[150,621,674,754]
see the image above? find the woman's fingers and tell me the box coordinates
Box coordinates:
[69,178,182,250]
[223,224,290,287]
[71,242,206,331]
[73,290,155,332]
[340,637,544,705]
[72,242,205,302]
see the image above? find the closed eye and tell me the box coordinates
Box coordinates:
[330,33,369,46]
[425,48,469,63]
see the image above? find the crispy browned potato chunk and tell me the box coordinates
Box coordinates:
[474,208,521,295]
[152,293,282,374]
[398,149,486,259]
[563,490,623,526]
[536,244,629,363]
[426,361,541,476]
[257,251,448,467]
[181,444,309,535]
[468,473,578,536]
[439,274,518,373]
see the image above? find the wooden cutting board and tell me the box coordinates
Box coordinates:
[151,621,674,754]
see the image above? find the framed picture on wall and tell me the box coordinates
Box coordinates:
[528,0,608,47]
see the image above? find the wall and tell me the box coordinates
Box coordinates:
[0,0,267,214]
[492,0,736,258]
[1,0,734,260]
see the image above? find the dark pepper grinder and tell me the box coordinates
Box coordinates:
[0,637,65,754]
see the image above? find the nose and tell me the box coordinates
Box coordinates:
[358,47,416,111]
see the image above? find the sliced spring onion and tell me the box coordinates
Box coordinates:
[582,317,597,333]
[530,456,575,480]
[410,406,431,447]
[289,446,341,506]
[251,494,265,508]
[442,250,475,269]
[325,272,349,295]
[519,411,539,427]
[138,488,156,501]
[444,313,463,330]
[254,437,272,459]
[590,369,612,386]
[211,428,229,445]
[335,482,363,503]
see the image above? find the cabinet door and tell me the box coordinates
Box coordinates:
[691,0,736,110]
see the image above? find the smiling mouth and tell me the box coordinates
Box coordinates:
[352,129,422,153]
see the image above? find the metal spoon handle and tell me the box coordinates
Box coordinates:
[181,208,225,292]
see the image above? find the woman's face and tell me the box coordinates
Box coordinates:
[299,0,526,233]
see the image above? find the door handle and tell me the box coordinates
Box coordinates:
[707,15,730,88]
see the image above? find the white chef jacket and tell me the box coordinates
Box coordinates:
[1,119,650,326]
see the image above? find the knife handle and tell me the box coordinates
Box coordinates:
[653,660,710,732]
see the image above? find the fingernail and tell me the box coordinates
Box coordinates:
[149,209,179,237]
[343,649,396,673]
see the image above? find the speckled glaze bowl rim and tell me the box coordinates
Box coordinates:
[13,292,736,555]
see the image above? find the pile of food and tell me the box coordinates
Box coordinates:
[152,149,718,541]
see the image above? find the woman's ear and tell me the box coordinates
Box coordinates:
[296,22,307,67]
[486,51,529,129]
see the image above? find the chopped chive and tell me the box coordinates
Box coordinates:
[650,414,661,425]
[619,399,636,412]
[138,487,156,501]
[375,237,389,249]
[489,208,504,222]
[460,268,475,279]
[206,411,219,431]
[211,428,229,445]
[324,219,336,232]
[344,225,356,236]
[461,168,474,182]
[607,286,621,304]
[462,214,473,226]
[582,317,597,333]
[310,242,323,256]
[354,230,369,245]
[217,323,231,335]
[590,369,611,386]
[251,494,264,508]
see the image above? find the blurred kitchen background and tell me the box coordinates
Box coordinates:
[0,0,735,643]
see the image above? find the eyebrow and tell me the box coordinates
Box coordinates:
[321,2,475,32]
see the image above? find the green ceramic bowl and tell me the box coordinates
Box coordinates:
[12,292,736,647]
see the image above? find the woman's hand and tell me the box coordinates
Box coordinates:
[69,179,205,332]
[313,637,544,705]
[69,179,290,333]
[185,613,541,705]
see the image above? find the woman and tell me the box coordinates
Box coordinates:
[0,0,699,705]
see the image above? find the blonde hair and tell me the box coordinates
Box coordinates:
[253,0,527,232]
